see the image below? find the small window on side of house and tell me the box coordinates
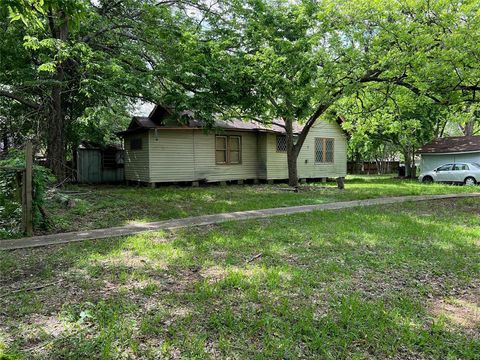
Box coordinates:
[215,135,242,165]
[229,136,241,164]
[276,135,287,152]
[215,136,227,164]
[130,138,142,150]
[315,138,334,163]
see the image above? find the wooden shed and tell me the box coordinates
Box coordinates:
[118,106,348,185]
[75,142,124,183]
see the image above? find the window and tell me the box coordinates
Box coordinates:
[453,163,469,171]
[315,138,334,163]
[215,136,227,164]
[276,135,287,152]
[130,138,142,150]
[229,136,241,164]
[215,135,242,165]
[102,149,124,169]
[276,135,298,152]
[102,149,117,169]
[437,164,453,172]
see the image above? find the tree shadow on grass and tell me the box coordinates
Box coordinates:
[1,199,480,358]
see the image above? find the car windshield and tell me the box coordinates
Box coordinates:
[472,163,480,169]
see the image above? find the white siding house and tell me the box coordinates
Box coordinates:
[119,106,347,185]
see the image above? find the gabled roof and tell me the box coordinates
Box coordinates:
[417,136,480,154]
[118,105,344,136]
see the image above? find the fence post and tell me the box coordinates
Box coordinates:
[23,141,33,236]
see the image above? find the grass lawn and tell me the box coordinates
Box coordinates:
[33,175,480,236]
[1,197,479,358]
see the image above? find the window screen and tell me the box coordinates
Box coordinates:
[315,138,334,163]
[325,139,334,162]
[229,136,241,164]
[215,136,227,164]
[276,135,287,152]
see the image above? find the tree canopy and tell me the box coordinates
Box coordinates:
[2,0,480,182]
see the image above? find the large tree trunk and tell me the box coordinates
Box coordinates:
[404,150,411,178]
[287,147,299,187]
[285,118,299,187]
[46,73,67,181]
[45,10,69,181]
[403,149,416,179]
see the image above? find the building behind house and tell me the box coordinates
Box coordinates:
[417,136,480,171]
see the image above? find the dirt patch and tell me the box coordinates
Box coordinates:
[200,266,228,284]
[96,251,153,269]
[430,282,480,334]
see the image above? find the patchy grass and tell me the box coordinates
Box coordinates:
[29,175,480,236]
[1,197,479,358]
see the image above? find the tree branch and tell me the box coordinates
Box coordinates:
[0,89,40,109]
[82,24,134,43]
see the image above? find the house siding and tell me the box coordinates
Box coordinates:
[420,152,480,172]
[192,130,258,182]
[124,119,347,183]
[149,130,195,182]
[265,121,347,179]
[257,133,268,179]
[124,132,150,182]
[146,129,258,183]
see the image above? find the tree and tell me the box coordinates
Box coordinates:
[167,0,463,186]
[339,88,448,178]
[0,0,199,180]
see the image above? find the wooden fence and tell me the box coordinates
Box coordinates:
[347,161,400,175]
[0,141,33,235]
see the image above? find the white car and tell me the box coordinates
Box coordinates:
[419,162,480,185]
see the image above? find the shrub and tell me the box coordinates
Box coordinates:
[0,149,55,238]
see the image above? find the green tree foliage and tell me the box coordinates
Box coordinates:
[0,0,200,180]
[2,0,480,185]
[166,0,480,185]
[164,0,397,185]
[0,149,55,237]
[339,88,448,177]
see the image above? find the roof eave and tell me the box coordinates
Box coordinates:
[419,150,480,155]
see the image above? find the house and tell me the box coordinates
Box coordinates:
[117,106,347,185]
[417,136,480,172]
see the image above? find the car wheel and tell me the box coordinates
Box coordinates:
[422,176,433,183]
[464,177,477,186]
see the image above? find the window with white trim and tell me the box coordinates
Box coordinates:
[315,138,334,163]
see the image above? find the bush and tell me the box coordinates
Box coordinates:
[0,149,55,238]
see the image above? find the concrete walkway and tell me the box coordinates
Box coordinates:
[1,192,479,250]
